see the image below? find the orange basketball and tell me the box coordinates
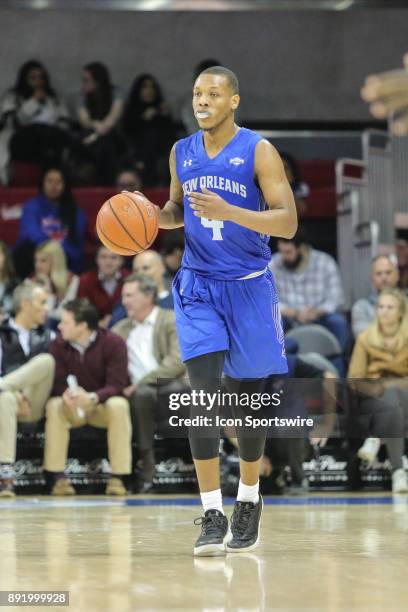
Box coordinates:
[96,192,159,256]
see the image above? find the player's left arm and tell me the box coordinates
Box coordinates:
[251,139,298,237]
[189,140,297,238]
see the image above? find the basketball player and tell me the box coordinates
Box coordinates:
[131,66,297,556]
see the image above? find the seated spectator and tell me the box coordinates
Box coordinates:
[260,355,337,495]
[348,288,408,494]
[33,240,79,328]
[112,274,185,492]
[1,60,72,180]
[115,167,143,193]
[43,298,131,496]
[179,59,220,135]
[110,250,173,327]
[78,245,128,327]
[269,229,350,373]
[0,282,55,497]
[78,62,124,185]
[161,229,185,291]
[122,73,176,186]
[15,166,87,276]
[133,250,173,307]
[352,255,400,337]
[396,228,408,289]
[0,241,19,322]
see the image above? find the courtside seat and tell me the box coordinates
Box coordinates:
[0,187,171,258]
[298,351,339,376]
[298,160,334,189]
[287,325,342,361]
[8,161,42,187]
[305,186,336,218]
[298,351,347,439]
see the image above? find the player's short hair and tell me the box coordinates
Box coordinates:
[62,298,99,331]
[194,59,221,80]
[199,66,239,95]
[123,273,159,305]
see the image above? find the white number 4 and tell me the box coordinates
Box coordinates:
[201,218,224,241]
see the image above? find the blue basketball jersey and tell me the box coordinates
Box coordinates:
[175,127,271,280]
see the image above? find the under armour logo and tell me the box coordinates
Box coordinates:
[183,159,193,167]
[229,157,244,166]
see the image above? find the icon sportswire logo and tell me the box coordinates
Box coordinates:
[229,157,244,166]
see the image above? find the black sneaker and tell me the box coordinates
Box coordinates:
[193,509,230,557]
[226,495,263,553]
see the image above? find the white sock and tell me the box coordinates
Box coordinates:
[237,479,259,504]
[201,489,224,514]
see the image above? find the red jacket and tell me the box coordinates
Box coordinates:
[78,268,129,318]
[49,328,128,403]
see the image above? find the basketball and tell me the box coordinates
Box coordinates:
[96,191,159,256]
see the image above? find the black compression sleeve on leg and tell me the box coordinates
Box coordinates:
[185,351,226,461]
[224,377,267,462]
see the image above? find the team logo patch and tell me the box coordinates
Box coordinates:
[229,157,245,166]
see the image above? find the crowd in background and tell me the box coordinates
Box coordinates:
[0,59,221,187]
[0,58,408,498]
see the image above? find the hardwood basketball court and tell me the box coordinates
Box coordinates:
[1,492,407,611]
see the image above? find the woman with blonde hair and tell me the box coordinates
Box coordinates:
[33,240,79,326]
[348,288,408,493]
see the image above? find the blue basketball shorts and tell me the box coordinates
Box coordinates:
[172,267,288,379]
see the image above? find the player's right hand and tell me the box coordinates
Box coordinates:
[127,191,161,217]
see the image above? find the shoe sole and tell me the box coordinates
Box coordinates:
[226,497,263,554]
[194,529,232,557]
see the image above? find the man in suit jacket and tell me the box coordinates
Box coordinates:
[112,273,186,491]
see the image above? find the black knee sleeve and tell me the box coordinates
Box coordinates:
[185,351,225,461]
[188,437,221,461]
[224,377,268,462]
[235,432,267,462]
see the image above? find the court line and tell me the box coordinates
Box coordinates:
[124,496,398,507]
[0,495,403,510]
